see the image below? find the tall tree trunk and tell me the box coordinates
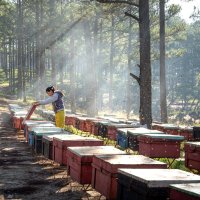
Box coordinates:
[159,0,167,122]
[22,39,26,102]
[126,15,133,119]
[12,39,16,93]
[97,18,103,111]
[30,40,35,88]
[3,39,8,79]
[8,38,12,90]
[93,11,98,115]
[139,0,152,127]
[39,1,45,87]
[69,14,76,113]
[51,47,56,86]
[109,15,115,111]
[49,0,56,86]
[83,19,96,117]
[17,0,23,99]
[59,1,64,85]
[2,38,8,80]
[35,0,40,98]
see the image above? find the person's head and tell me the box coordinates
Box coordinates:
[46,86,55,96]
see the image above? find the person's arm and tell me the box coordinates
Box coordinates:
[37,93,58,105]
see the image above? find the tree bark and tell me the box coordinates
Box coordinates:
[159,0,168,122]
[17,0,23,99]
[69,13,76,113]
[49,0,56,86]
[83,19,96,117]
[126,15,133,119]
[109,15,115,111]
[139,0,152,127]
[35,0,41,98]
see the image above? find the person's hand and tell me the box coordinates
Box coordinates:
[32,101,40,106]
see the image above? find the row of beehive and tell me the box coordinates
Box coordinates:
[152,122,200,141]
[11,104,199,142]
[9,104,200,200]
[10,104,200,171]
[24,121,200,199]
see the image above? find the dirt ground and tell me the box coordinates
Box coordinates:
[0,97,105,200]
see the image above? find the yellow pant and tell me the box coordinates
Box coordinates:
[55,110,65,128]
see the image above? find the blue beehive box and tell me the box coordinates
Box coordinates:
[26,123,55,142]
[24,120,54,137]
[117,128,136,149]
[32,127,67,154]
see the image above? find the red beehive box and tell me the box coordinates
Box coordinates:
[169,183,200,200]
[117,169,200,200]
[52,135,85,165]
[53,136,103,165]
[84,118,99,133]
[152,123,178,134]
[92,155,167,200]
[107,123,136,141]
[42,133,68,160]
[76,117,87,131]
[12,110,27,128]
[20,117,25,129]
[138,134,184,158]
[84,119,92,132]
[179,126,193,141]
[91,120,102,135]
[163,125,180,135]
[151,122,163,131]
[185,142,200,171]
[127,128,165,151]
[67,146,125,185]
[107,125,117,140]
[13,116,22,129]
[13,113,27,129]
[65,114,78,126]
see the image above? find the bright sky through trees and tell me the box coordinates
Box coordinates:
[168,0,200,23]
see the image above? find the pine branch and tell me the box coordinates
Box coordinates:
[125,12,139,22]
[96,0,139,7]
[130,73,140,85]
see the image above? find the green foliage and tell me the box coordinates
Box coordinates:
[0,0,199,124]
[167,4,181,18]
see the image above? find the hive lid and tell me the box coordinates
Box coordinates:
[34,131,63,136]
[140,134,184,140]
[170,183,200,197]
[94,154,166,165]
[179,126,193,131]
[24,120,53,125]
[159,124,179,129]
[28,123,55,131]
[54,135,102,141]
[33,127,64,135]
[67,146,125,156]
[117,128,138,134]
[127,128,164,135]
[43,133,70,141]
[185,141,200,147]
[118,169,200,188]
[32,127,62,132]
[53,134,84,141]
[110,123,136,128]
